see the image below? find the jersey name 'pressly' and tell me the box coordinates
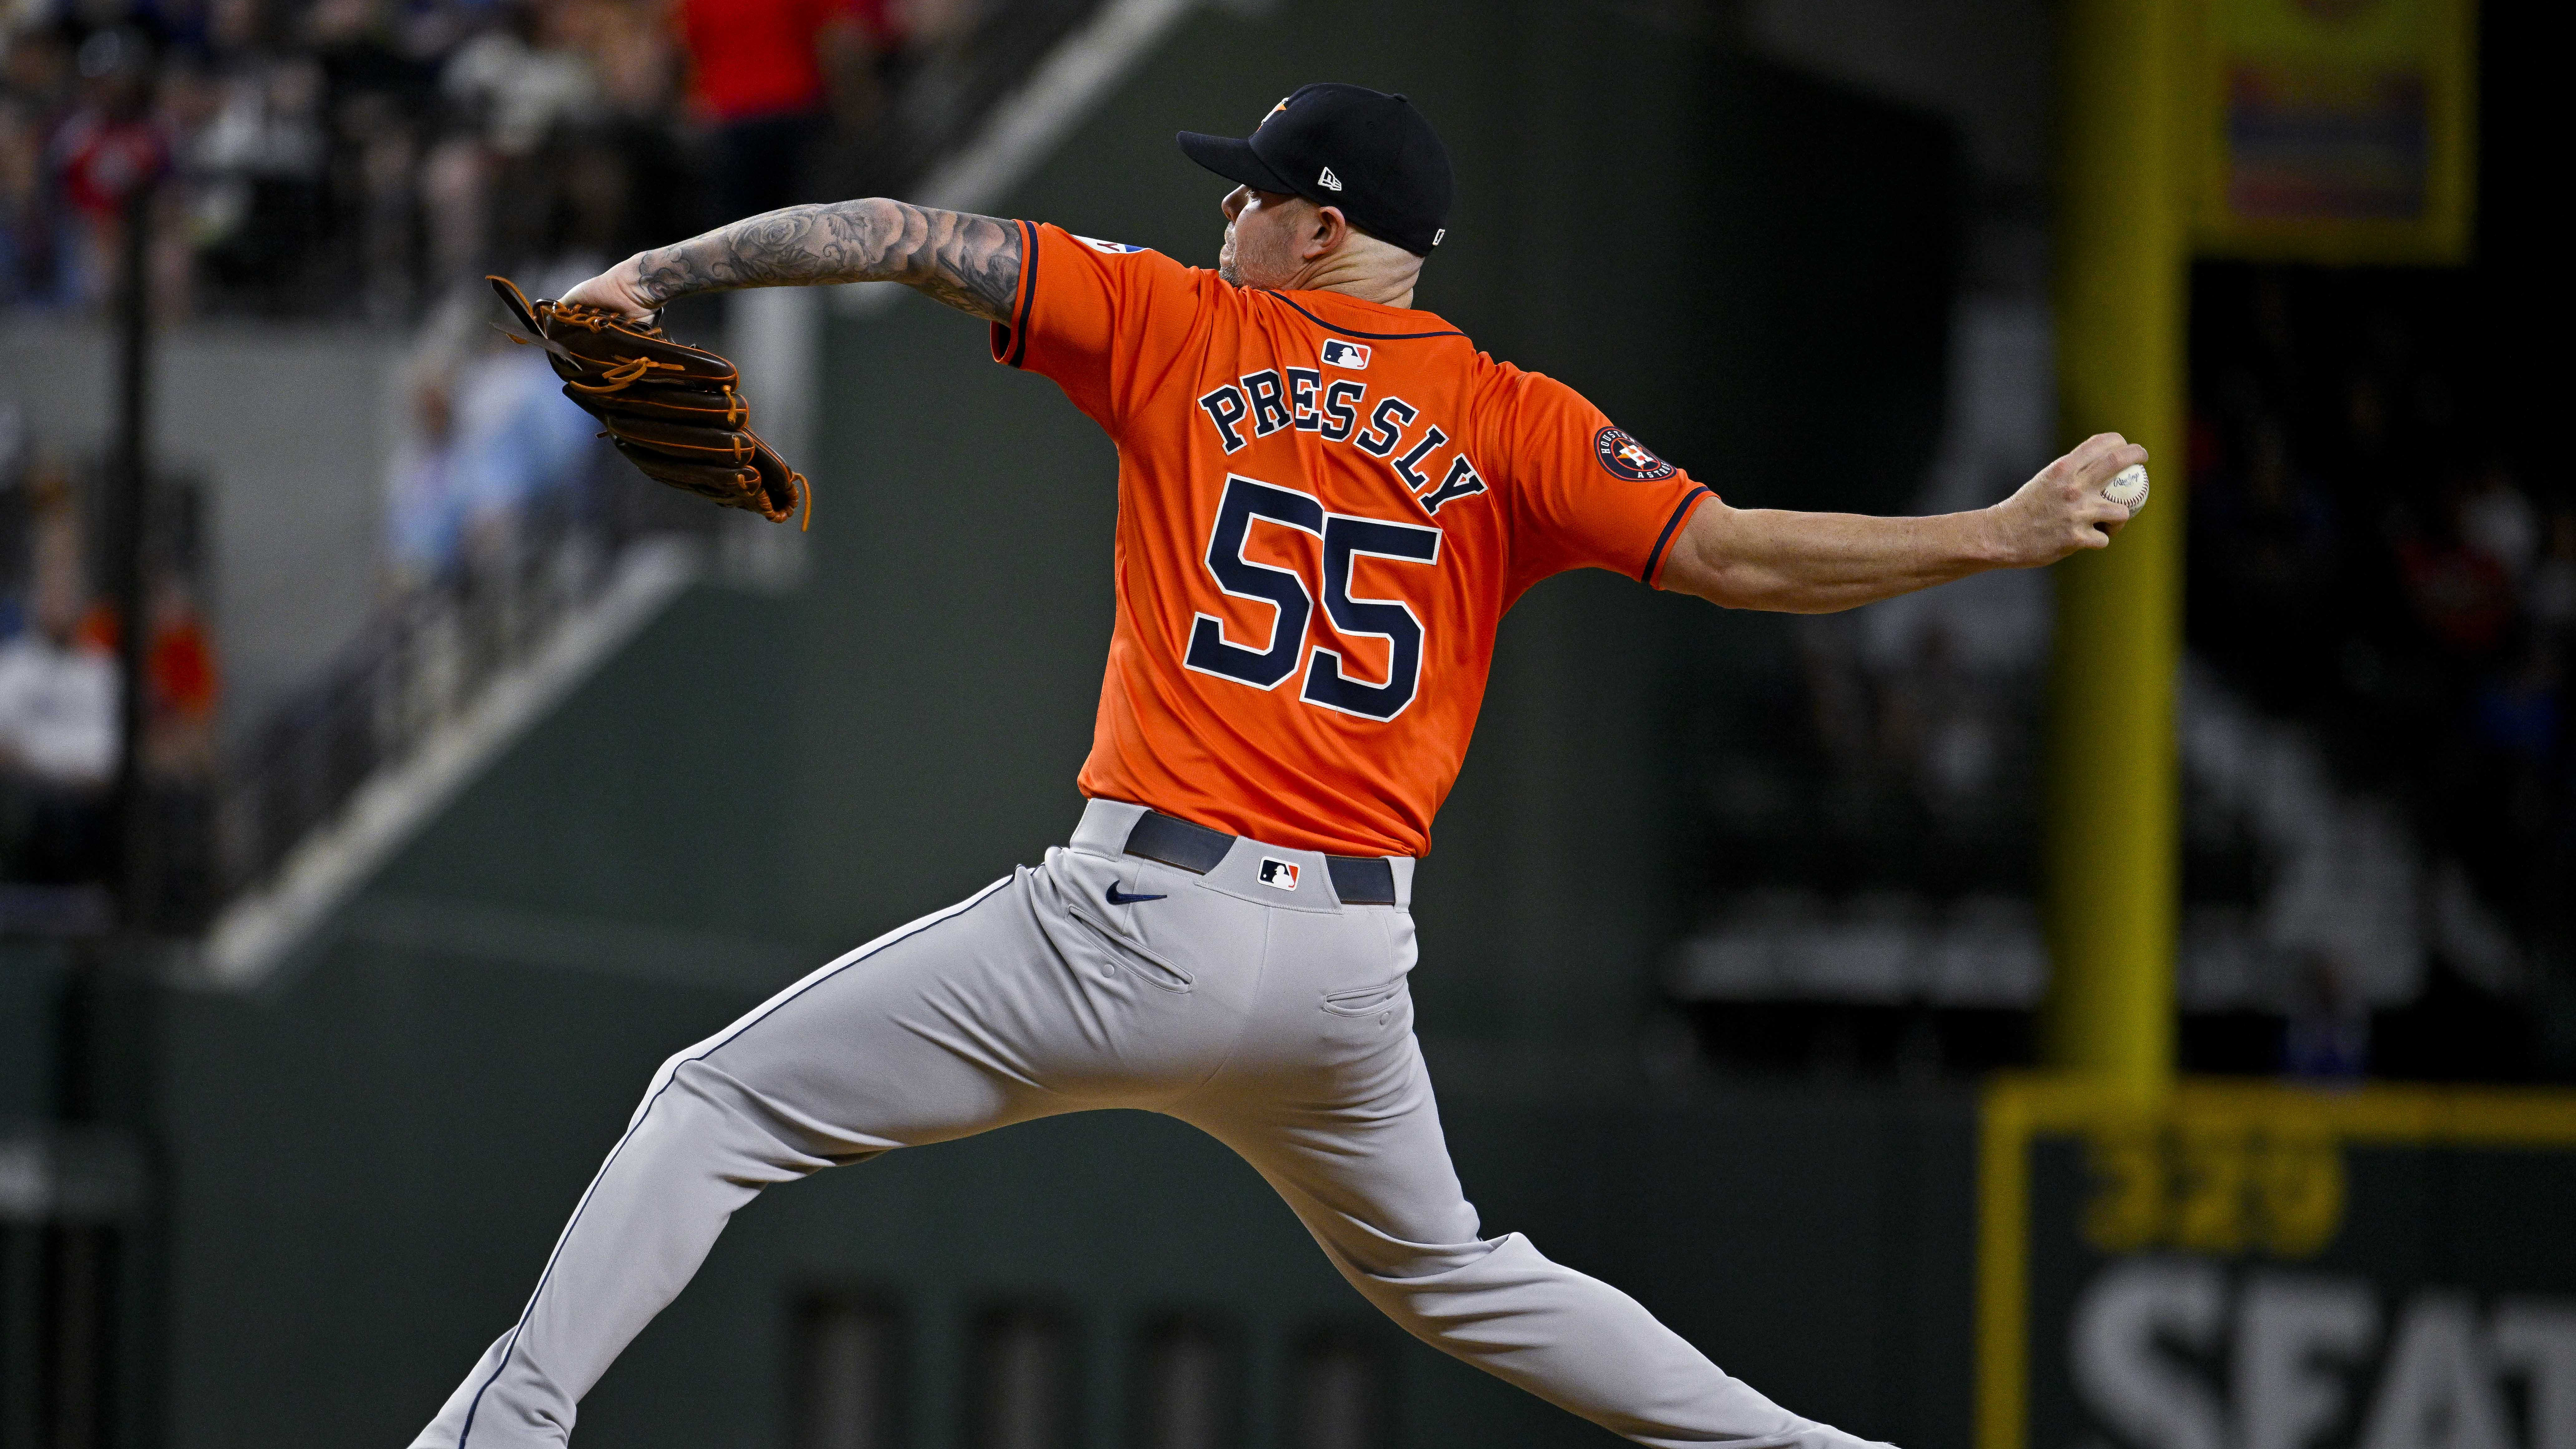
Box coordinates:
[1197,368,1490,516]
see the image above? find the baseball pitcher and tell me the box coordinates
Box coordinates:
[412,83,2143,1449]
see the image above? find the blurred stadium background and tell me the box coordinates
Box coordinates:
[0,0,2568,1446]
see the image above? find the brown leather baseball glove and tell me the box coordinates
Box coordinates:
[487,276,809,527]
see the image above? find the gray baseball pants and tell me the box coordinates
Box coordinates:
[412,798,1883,1449]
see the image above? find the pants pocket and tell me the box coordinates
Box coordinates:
[1320,977,1408,1017]
[1064,900,1197,993]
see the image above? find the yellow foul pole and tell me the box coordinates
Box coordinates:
[2040,0,2187,1097]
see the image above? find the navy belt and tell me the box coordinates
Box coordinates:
[1121,810,1399,906]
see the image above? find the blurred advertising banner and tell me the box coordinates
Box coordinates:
[1979,1077,2576,1449]
[2188,0,2476,263]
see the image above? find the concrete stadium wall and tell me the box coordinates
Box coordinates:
[131,0,1970,1446]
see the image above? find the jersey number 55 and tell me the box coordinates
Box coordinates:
[1184,474,1443,724]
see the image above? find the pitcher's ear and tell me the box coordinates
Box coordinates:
[1310,205,1351,258]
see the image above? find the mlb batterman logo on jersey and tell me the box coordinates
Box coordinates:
[1320,338,1371,369]
[1259,858,1301,890]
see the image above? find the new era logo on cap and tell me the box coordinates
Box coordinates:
[1317,167,1343,192]
[1320,339,1371,369]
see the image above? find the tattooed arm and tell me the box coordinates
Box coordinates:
[558,198,1024,323]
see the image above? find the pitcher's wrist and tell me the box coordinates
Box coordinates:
[1965,504,2016,569]
[618,253,663,311]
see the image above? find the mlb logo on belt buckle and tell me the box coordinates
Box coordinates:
[1320,339,1371,369]
[1258,858,1301,891]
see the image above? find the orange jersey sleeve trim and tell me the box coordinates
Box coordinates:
[988,217,1041,369]
[1641,485,1716,587]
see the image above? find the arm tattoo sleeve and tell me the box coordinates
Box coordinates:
[632,199,1025,324]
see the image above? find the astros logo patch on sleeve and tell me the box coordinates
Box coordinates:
[1593,427,1677,481]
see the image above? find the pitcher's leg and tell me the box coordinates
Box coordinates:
[413,875,1060,1449]
[1183,1040,1888,1449]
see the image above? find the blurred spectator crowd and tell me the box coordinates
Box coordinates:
[1667,273,2572,1084]
[2,0,1109,932]
[383,258,597,588]
[0,405,217,928]
[2188,263,2574,1072]
[0,0,992,320]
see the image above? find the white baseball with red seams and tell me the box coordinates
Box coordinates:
[2104,463,2150,514]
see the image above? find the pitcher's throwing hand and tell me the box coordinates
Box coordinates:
[1988,431,2151,563]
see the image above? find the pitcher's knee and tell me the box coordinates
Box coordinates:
[625,1057,838,1183]
[628,1046,703,1120]
[1336,1229,1538,1310]
[1363,1230,1552,1286]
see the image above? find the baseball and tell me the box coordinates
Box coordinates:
[2103,463,2150,514]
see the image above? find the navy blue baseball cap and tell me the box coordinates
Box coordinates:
[1178,83,1455,256]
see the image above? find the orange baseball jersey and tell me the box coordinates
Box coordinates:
[993,221,1714,858]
